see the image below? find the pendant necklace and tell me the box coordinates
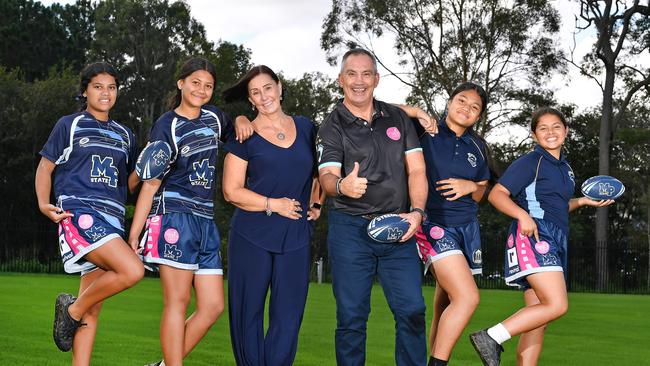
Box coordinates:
[277,132,285,140]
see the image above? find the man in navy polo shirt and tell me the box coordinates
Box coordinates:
[317,48,428,366]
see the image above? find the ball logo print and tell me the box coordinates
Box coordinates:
[581,175,625,200]
[367,214,410,243]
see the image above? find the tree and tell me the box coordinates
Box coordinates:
[570,0,650,290]
[321,0,565,137]
[280,72,339,124]
[90,0,214,145]
[0,0,94,81]
[0,66,78,263]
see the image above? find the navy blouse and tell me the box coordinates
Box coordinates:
[224,116,316,253]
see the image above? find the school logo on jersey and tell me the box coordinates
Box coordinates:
[467,153,477,168]
[568,170,575,183]
[90,155,119,188]
[189,159,215,189]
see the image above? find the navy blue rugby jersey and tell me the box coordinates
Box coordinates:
[419,118,490,226]
[40,111,139,231]
[149,105,233,219]
[498,145,575,233]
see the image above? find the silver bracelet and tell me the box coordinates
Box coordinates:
[265,197,273,216]
[335,178,344,196]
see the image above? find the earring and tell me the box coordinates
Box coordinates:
[280,95,283,101]
[251,104,256,111]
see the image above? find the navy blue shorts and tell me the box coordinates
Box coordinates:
[141,212,223,274]
[503,218,567,289]
[415,219,482,275]
[59,209,123,274]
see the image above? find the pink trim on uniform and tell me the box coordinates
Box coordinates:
[60,216,91,255]
[146,215,163,259]
[515,225,540,271]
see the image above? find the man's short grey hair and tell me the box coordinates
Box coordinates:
[340,48,378,74]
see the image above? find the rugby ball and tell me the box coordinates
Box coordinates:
[135,140,172,180]
[581,175,625,200]
[367,214,411,243]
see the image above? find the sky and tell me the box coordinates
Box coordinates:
[41,0,608,140]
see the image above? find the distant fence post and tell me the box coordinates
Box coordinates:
[316,257,323,284]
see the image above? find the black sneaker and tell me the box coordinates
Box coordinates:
[469,329,504,366]
[53,293,81,352]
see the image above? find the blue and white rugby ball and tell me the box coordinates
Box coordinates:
[135,140,172,180]
[581,175,625,201]
[367,214,410,243]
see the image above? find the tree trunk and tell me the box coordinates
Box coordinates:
[595,63,615,291]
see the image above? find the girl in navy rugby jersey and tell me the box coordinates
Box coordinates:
[407,82,494,366]
[128,57,237,366]
[35,62,144,362]
[469,107,613,366]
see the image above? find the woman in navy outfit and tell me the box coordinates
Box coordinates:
[222,65,324,366]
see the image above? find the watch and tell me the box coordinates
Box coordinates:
[311,202,322,209]
[410,207,427,221]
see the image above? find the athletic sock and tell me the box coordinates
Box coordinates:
[487,323,511,345]
[428,356,448,366]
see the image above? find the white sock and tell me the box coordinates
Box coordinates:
[487,323,511,345]
[160,361,166,366]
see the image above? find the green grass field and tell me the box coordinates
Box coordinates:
[1,273,648,365]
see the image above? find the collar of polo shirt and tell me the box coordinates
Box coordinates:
[534,144,567,165]
[439,115,474,142]
[337,98,389,124]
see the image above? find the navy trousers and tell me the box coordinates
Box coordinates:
[328,210,427,366]
[228,230,310,366]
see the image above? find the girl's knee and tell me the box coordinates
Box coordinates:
[465,288,480,310]
[123,262,144,287]
[546,298,568,319]
[198,300,224,323]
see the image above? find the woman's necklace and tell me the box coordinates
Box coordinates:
[276,131,285,140]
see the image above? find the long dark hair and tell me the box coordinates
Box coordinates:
[222,65,283,104]
[168,57,217,109]
[77,62,119,109]
[447,81,501,185]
